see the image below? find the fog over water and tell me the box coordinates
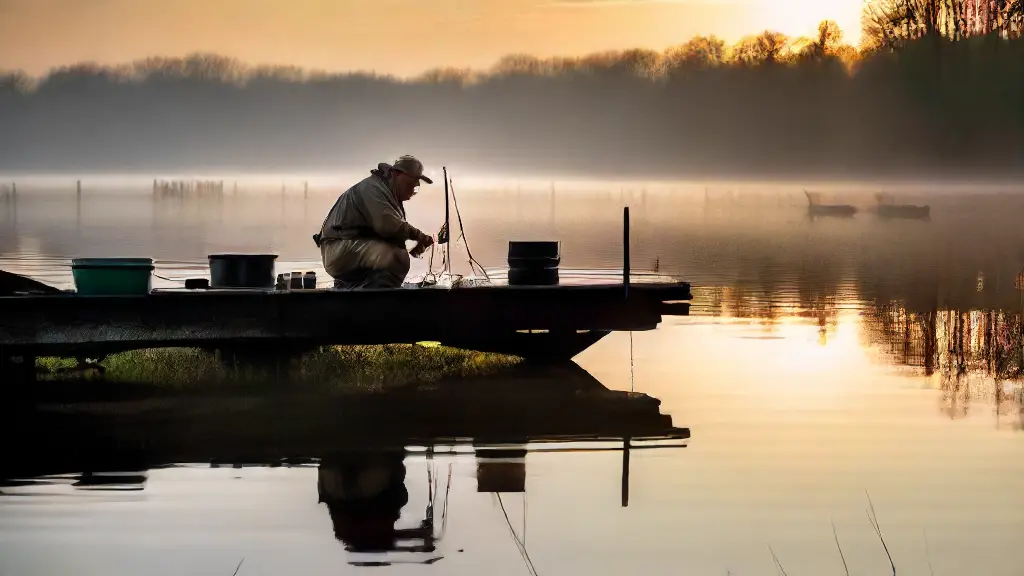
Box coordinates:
[2,176,1023,574]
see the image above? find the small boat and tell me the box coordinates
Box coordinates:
[804,190,857,217]
[874,193,930,220]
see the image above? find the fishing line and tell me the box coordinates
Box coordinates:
[448,177,490,281]
[629,331,635,393]
[497,493,539,576]
[152,273,184,284]
[439,464,452,538]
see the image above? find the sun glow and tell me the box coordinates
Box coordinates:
[756,0,864,46]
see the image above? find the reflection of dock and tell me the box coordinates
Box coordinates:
[1,362,689,479]
[1,432,684,568]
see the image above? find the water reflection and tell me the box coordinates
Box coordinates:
[318,449,441,564]
[0,437,682,570]
[71,471,149,491]
[863,305,1024,428]
[5,182,1024,573]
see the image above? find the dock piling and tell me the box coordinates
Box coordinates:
[621,436,631,507]
[443,167,451,276]
[623,206,630,297]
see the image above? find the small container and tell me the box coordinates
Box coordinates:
[71,258,154,296]
[184,278,209,290]
[289,271,304,290]
[276,273,289,290]
[302,271,316,289]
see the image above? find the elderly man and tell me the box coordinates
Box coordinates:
[314,156,436,289]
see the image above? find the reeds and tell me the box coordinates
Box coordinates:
[35,344,520,394]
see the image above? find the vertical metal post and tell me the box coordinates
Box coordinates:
[621,436,631,507]
[623,206,630,297]
[443,166,451,276]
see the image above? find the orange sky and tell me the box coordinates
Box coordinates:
[0,0,864,77]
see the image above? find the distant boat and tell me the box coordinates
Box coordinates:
[874,193,930,220]
[804,190,857,217]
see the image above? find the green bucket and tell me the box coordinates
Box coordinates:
[71,258,154,296]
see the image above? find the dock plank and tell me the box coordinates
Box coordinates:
[0,281,690,357]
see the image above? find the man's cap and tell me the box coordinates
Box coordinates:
[391,155,433,185]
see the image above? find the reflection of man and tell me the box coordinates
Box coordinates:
[314,156,436,289]
[317,449,440,559]
[318,450,410,552]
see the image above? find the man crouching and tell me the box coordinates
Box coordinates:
[315,155,436,289]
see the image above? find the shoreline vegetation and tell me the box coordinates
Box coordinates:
[1,2,1022,177]
[34,345,522,397]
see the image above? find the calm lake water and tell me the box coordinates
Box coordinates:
[2,176,1024,574]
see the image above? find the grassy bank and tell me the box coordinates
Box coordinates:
[35,345,520,395]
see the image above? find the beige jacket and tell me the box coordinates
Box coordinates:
[317,166,426,280]
[319,167,425,247]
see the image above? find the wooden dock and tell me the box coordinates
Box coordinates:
[0,272,691,380]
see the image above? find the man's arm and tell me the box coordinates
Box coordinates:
[360,182,426,244]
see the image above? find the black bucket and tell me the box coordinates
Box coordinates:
[508,241,560,285]
[208,254,278,289]
[507,241,561,270]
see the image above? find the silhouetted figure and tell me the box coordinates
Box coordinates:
[314,156,435,289]
[317,449,440,562]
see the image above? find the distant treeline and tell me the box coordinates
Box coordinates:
[1,1,1022,177]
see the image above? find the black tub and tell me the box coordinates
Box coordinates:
[507,241,561,269]
[208,254,278,289]
[508,241,560,285]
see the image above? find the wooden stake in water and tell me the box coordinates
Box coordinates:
[621,436,631,507]
[623,206,630,297]
[624,205,634,393]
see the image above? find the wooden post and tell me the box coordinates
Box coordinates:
[550,183,555,228]
[623,206,630,297]
[76,180,82,195]
[304,181,308,200]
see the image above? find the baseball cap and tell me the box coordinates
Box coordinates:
[391,155,433,185]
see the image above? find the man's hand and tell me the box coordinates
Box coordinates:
[409,233,434,258]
